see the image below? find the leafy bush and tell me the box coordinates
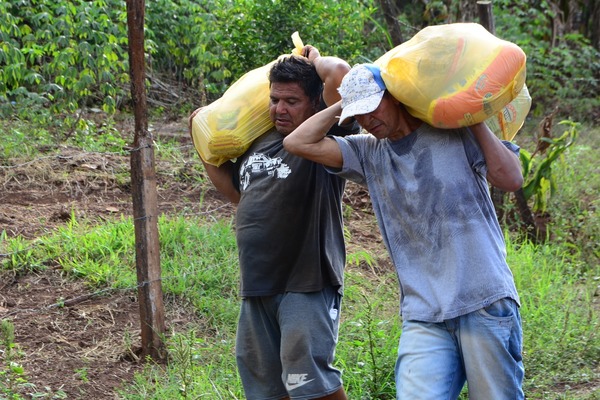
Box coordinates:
[146,0,382,106]
[520,120,579,213]
[492,0,600,123]
[1,0,384,119]
[1,0,598,127]
[0,0,129,117]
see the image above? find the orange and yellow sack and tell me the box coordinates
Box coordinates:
[375,23,531,140]
[191,33,305,166]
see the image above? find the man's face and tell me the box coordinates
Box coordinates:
[269,82,318,135]
[355,93,403,140]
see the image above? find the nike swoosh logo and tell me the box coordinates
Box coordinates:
[285,378,315,391]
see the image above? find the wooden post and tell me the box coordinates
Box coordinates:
[378,0,404,46]
[125,0,166,362]
[477,1,496,34]
[476,1,506,221]
[476,1,537,237]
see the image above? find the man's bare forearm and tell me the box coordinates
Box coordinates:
[283,102,343,168]
[469,122,523,192]
[302,45,350,107]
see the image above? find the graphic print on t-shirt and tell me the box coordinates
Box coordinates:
[239,152,291,190]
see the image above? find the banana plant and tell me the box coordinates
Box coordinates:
[519,120,579,213]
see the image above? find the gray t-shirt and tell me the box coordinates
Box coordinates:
[234,128,350,297]
[331,123,520,322]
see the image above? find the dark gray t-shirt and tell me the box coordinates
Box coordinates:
[234,125,354,297]
[331,124,521,322]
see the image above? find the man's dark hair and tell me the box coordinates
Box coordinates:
[269,56,323,104]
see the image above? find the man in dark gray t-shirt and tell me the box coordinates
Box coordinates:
[191,48,358,400]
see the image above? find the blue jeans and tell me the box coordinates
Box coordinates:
[395,298,524,400]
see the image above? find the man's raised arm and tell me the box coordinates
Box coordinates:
[303,46,350,106]
[283,101,344,169]
[469,122,523,192]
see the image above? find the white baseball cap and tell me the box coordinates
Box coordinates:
[338,64,386,125]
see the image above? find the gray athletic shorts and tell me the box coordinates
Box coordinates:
[236,286,343,400]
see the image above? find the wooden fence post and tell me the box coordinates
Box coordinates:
[125,0,167,362]
[477,1,496,34]
[477,1,507,221]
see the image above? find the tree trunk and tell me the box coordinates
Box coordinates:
[477,1,495,33]
[586,0,600,50]
[514,188,539,243]
[378,0,404,46]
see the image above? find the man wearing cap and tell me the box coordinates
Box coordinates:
[283,63,525,399]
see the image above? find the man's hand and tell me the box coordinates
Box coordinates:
[301,45,320,62]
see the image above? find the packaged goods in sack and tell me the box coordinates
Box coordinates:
[485,84,531,141]
[191,61,275,166]
[191,32,305,166]
[375,23,528,136]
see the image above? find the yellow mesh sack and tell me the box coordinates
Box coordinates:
[375,23,530,140]
[191,32,305,166]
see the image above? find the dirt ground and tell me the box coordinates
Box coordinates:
[2,117,597,399]
[0,117,388,399]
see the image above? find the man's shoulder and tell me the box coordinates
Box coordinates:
[240,128,281,155]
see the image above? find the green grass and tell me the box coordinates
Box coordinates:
[2,215,597,398]
[511,241,599,394]
[1,122,598,399]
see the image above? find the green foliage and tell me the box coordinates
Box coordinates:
[520,120,579,212]
[1,0,386,119]
[122,330,243,399]
[1,214,239,304]
[542,126,600,268]
[0,319,23,393]
[0,122,52,162]
[2,0,597,126]
[0,114,129,165]
[159,215,239,329]
[0,320,69,399]
[492,0,600,123]
[508,240,599,390]
[528,34,599,121]
[145,0,382,104]
[338,276,399,398]
[0,0,129,118]
[0,231,40,274]
[144,0,228,97]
